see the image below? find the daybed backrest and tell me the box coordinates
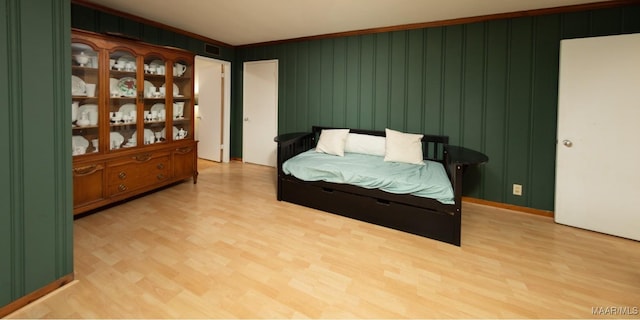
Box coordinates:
[311,126,449,162]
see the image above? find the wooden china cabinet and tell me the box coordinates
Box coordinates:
[71,29,198,215]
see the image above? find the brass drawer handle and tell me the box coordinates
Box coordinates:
[73,164,98,176]
[157,174,166,180]
[118,171,127,179]
[157,163,165,170]
[175,147,192,154]
[133,153,152,162]
[118,184,127,192]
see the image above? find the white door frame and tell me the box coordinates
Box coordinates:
[195,55,231,162]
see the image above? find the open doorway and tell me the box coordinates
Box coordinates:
[195,56,231,162]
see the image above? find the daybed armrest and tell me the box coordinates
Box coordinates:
[274,132,315,201]
[274,131,315,172]
[444,145,489,214]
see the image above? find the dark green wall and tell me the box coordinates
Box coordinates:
[0,0,73,311]
[236,5,640,211]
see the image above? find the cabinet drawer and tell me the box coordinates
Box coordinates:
[73,162,105,209]
[107,155,170,195]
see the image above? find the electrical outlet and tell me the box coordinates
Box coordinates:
[513,184,523,196]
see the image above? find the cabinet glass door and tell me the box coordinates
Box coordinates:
[171,58,193,141]
[143,55,168,145]
[71,42,100,156]
[108,50,138,151]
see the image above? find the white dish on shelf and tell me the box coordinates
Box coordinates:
[110,132,124,149]
[161,83,180,96]
[72,135,89,155]
[117,77,136,97]
[71,75,86,95]
[119,103,136,115]
[72,135,89,148]
[77,103,98,117]
[144,80,154,95]
[133,128,154,141]
[150,103,165,112]
[117,55,135,64]
[160,126,179,139]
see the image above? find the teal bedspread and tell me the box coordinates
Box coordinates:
[282,149,455,204]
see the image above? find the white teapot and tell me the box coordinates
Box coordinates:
[174,63,187,77]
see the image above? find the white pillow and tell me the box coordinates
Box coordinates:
[315,129,350,156]
[384,128,425,165]
[344,133,386,156]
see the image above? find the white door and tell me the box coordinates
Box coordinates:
[195,56,231,162]
[555,33,640,241]
[243,60,278,167]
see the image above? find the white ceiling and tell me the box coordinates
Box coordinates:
[83,0,610,46]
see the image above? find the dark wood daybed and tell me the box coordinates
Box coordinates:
[275,126,484,246]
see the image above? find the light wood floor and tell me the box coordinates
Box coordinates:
[8,160,640,319]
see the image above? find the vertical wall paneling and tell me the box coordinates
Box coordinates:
[345,36,360,129]
[423,27,444,135]
[406,29,424,133]
[442,25,463,145]
[460,22,487,197]
[332,38,347,126]
[22,0,58,290]
[461,23,485,151]
[359,34,375,130]
[373,33,389,129]
[483,20,509,203]
[307,41,322,128]
[389,31,407,130]
[505,17,533,207]
[0,0,19,306]
[622,5,640,31]
[1,0,73,311]
[560,11,591,39]
[298,41,310,132]
[590,7,623,36]
[529,15,561,210]
[319,39,334,126]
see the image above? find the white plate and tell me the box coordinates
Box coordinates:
[119,103,136,115]
[72,75,86,95]
[144,80,154,95]
[160,126,179,139]
[72,135,89,148]
[173,102,184,118]
[117,77,136,97]
[110,132,124,149]
[161,83,180,96]
[77,103,98,115]
[117,55,135,64]
[136,129,154,141]
[150,103,165,112]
